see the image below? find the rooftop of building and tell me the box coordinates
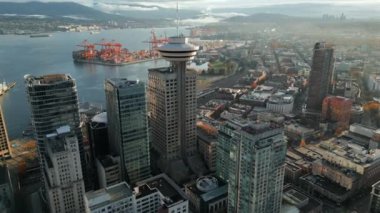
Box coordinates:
[295,136,380,171]
[284,122,315,134]
[285,161,303,172]
[24,74,72,85]
[91,112,107,124]
[197,128,217,145]
[148,66,197,74]
[267,92,294,104]
[349,123,377,139]
[186,176,228,203]
[106,78,143,88]
[135,174,187,206]
[98,155,119,168]
[372,180,380,190]
[45,126,73,153]
[241,86,274,102]
[241,122,282,136]
[314,42,334,50]
[324,96,352,103]
[283,185,322,212]
[224,120,283,139]
[86,182,133,210]
[301,175,349,196]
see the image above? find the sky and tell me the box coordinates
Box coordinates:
[1,0,380,9]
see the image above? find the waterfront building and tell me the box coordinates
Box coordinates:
[105,78,151,185]
[216,120,287,213]
[148,36,198,170]
[306,42,335,112]
[185,176,228,213]
[24,74,88,189]
[85,182,136,213]
[0,107,11,159]
[43,126,86,213]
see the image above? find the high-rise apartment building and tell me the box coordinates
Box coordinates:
[43,126,85,213]
[0,106,11,159]
[24,74,88,189]
[148,37,198,167]
[217,120,287,213]
[306,42,335,112]
[105,78,150,185]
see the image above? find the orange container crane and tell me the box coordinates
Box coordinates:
[77,40,97,60]
[144,30,169,57]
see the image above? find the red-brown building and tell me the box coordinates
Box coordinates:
[322,96,353,132]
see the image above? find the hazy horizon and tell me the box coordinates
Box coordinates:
[1,0,379,9]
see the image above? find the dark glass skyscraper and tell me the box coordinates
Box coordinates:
[24,74,88,189]
[0,106,11,159]
[105,78,151,185]
[306,42,335,112]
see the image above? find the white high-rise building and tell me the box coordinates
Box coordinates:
[148,37,198,169]
[43,126,86,213]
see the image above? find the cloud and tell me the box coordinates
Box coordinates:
[95,3,159,12]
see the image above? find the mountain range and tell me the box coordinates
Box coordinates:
[0,1,125,21]
[0,1,379,23]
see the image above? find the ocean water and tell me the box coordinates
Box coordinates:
[0,27,185,139]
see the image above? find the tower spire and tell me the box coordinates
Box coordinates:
[176,0,179,37]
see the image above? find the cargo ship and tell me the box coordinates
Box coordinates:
[73,40,161,66]
[0,80,16,96]
[30,34,52,38]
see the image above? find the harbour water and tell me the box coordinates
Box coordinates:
[0,28,184,139]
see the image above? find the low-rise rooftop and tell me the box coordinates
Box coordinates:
[135,174,187,206]
[24,74,72,86]
[86,182,133,210]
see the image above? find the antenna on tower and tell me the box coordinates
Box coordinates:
[176,0,179,36]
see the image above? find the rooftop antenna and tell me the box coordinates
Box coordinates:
[176,0,179,37]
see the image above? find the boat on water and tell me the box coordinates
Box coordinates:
[0,81,16,96]
[30,34,52,38]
